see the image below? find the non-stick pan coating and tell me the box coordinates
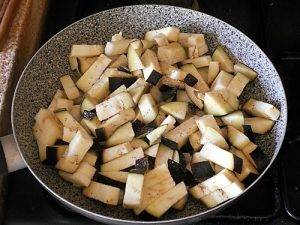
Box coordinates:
[12,5,287,225]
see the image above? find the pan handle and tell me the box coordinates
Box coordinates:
[0,134,26,175]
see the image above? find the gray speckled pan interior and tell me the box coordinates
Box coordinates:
[12,5,287,225]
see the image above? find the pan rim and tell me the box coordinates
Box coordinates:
[11,4,288,224]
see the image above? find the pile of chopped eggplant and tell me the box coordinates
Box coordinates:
[33,27,280,218]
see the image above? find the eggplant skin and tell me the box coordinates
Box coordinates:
[243,125,254,140]
[249,147,269,171]
[135,156,149,174]
[93,173,125,189]
[108,77,137,92]
[184,74,198,87]
[191,161,215,180]
[161,137,178,150]
[132,120,157,137]
[42,146,59,166]
[82,110,96,120]
[168,159,186,184]
[146,70,162,85]
[159,85,177,101]
[242,172,259,187]
[233,155,243,174]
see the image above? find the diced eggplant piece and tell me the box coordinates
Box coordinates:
[109,84,127,98]
[105,39,134,56]
[184,74,198,87]
[146,182,187,218]
[101,108,135,138]
[99,171,128,183]
[59,75,81,100]
[160,115,176,134]
[154,33,169,46]
[191,152,207,164]
[227,72,250,97]
[145,27,180,42]
[158,84,178,101]
[83,181,122,205]
[185,85,204,110]
[78,56,98,74]
[123,172,144,208]
[200,143,243,173]
[70,44,104,57]
[145,125,167,145]
[132,119,155,137]
[242,172,259,187]
[207,61,220,85]
[144,69,162,85]
[108,77,137,92]
[69,56,78,71]
[50,98,74,112]
[157,42,187,65]
[182,56,212,68]
[234,63,257,81]
[106,122,135,147]
[160,137,177,151]
[68,105,81,122]
[86,77,110,103]
[127,78,148,102]
[141,39,155,52]
[242,142,268,171]
[227,125,250,149]
[127,43,144,72]
[135,156,150,173]
[182,153,192,172]
[200,181,244,208]
[201,127,229,150]
[221,111,244,131]
[178,33,204,47]
[55,156,79,173]
[213,164,224,174]
[62,127,76,143]
[243,98,280,121]
[212,46,234,73]
[203,91,235,116]
[109,54,128,68]
[100,147,144,172]
[168,159,186,184]
[130,138,149,150]
[196,115,221,135]
[81,95,97,113]
[210,70,233,91]
[164,116,199,149]
[172,194,188,210]
[141,48,161,72]
[144,143,160,157]
[188,131,202,151]
[176,90,191,103]
[42,145,67,166]
[65,130,93,162]
[167,68,187,81]
[230,147,258,182]
[189,169,237,199]
[138,94,158,124]
[48,90,66,110]
[102,142,133,163]
[181,64,209,92]
[96,92,134,121]
[81,117,101,136]
[191,161,215,180]
[160,61,177,75]
[76,54,111,92]
[134,164,175,215]
[159,76,185,90]
[244,117,275,134]
[160,101,187,120]
[59,161,96,187]
[82,150,98,166]
[93,173,125,189]
[33,109,63,161]
[155,144,174,167]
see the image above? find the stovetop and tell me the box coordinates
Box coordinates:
[3,0,300,224]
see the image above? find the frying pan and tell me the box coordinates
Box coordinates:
[0,5,287,225]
